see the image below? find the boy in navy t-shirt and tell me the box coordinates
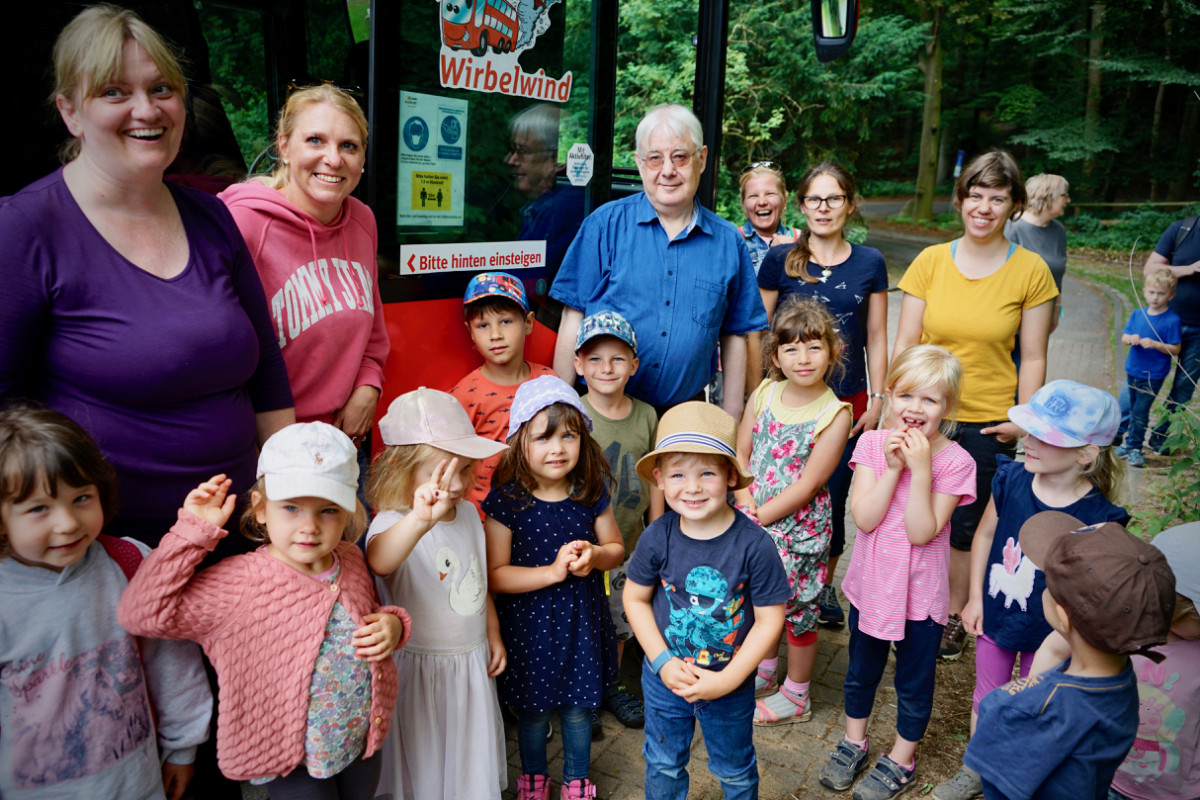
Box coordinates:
[624,402,789,799]
[963,511,1176,800]
[1117,267,1182,467]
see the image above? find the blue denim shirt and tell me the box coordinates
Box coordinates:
[552,193,768,407]
[739,220,798,276]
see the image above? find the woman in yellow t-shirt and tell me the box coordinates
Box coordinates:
[892,151,1058,661]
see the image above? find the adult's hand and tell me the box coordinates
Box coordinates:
[334,385,381,440]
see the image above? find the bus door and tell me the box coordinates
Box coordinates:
[366,0,616,410]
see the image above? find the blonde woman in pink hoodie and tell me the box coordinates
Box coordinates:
[220,85,389,453]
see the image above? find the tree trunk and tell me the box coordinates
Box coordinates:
[1150,0,1172,202]
[913,2,943,222]
[1167,97,1199,202]
[1083,1,1104,180]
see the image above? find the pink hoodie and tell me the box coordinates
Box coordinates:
[220,182,389,424]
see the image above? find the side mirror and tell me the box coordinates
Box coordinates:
[811,0,860,63]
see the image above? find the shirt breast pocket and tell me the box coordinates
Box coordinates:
[690,279,727,329]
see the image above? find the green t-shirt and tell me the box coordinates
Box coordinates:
[582,395,658,555]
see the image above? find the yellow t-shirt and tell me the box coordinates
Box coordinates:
[897,242,1058,423]
[751,380,850,438]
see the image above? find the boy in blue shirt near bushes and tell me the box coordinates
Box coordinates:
[1117,268,1182,467]
[623,402,789,799]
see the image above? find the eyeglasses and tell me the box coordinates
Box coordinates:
[639,149,698,170]
[802,194,848,210]
[741,161,782,174]
[287,79,364,101]
[508,143,556,159]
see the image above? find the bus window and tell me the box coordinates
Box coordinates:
[367,0,613,395]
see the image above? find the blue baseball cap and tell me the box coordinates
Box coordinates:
[463,271,529,313]
[574,310,638,355]
[1008,380,1120,448]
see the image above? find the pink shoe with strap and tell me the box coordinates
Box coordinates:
[560,778,597,799]
[517,773,550,800]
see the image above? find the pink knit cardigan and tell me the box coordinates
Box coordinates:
[118,510,409,781]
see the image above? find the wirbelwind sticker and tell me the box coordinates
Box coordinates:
[438,0,571,101]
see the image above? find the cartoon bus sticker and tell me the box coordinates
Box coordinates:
[441,0,518,56]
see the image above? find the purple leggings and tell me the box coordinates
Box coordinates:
[972,633,1035,711]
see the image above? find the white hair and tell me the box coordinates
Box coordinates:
[635,103,703,155]
[510,104,561,150]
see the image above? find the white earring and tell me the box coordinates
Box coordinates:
[283,159,289,165]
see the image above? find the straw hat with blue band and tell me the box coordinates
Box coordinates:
[635,401,754,489]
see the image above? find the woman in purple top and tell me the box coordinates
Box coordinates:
[0,6,294,548]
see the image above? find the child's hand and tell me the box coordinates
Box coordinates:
[883,428,908,470]
[486,628,507,677]
[659,657,700,693]
[353,612,404,661]
[162,762,194,800]
[961,598,983,636]
[1122,333,1140,347]
[548,542,580,582]
[411,458,460,526]
[733,489,758,519]
[672,664,734,702]
[183,475,236,528]
[899,427,932,473]
[567,541,598,577]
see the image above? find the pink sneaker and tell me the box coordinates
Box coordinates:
[517,773,550,800]
[560,778,597,799]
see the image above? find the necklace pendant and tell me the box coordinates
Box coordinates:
[819,268,832,282]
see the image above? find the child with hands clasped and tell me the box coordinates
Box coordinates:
[119,422,409,800]
[364,388,508,800]
[0,405,210,800]
[482,376,624,800]
[821,345,978,800]
[734,297,852,726]
[624,402,790,800]
[935,380,1129,800]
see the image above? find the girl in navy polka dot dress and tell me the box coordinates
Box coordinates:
[482,376,624,800]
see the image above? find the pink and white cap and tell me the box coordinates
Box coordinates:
[1008,379,1120,448]
[379,387,508,459]
[257,422,358,512]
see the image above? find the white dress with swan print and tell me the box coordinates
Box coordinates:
[367,502,506,800]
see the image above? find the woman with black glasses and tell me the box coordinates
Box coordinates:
[220,83,388,453]
[755,161,888,633]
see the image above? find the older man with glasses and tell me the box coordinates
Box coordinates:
[551,103,767,420]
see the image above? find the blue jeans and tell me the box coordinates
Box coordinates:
[844,605,944,742]
[1120,375,1165,451]
[641,659,758,800]
[1149,323,1200,450]
[516,705,592,782]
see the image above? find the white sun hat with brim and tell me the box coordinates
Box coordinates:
[379,387,508,459]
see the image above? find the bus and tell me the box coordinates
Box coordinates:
[10,0,856,438]
[442,0,521,57]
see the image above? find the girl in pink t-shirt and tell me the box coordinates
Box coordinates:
[819,345,977,799]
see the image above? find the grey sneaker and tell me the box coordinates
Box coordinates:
[852,755,916,800]
[938,614,967,661]
[819,738,871,791]
[817,583,845,628]
[932,766,983,800]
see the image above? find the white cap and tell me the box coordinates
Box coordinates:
[256,422,358,512]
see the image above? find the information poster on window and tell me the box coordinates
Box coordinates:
[397,91,467,227]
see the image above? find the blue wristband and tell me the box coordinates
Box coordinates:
[650,650,674,675]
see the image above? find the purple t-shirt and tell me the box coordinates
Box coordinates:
[0,170,293,543]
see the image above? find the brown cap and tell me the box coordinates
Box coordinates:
[635,401,754,489]
[1019,511,1176,660]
